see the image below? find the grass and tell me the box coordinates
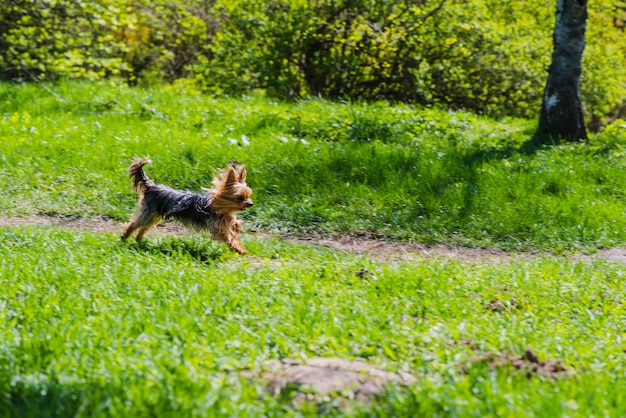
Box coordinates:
[1,80,625,251]
[2,80,626,416]
[1,226,626,416]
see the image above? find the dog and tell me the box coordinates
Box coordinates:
[122,157,253,254]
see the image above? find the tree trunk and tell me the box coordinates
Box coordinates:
[537,0,587,142]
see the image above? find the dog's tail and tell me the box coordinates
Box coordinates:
[128,157,153,193]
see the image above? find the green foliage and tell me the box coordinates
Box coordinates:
[584,1,626,127]
[202,0,555,115]
[0,0,216,84]
[204,0,625,122]
[117,0,217,84]
[1,0,624,123]
[0,0,132,80]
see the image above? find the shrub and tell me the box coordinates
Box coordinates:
[0,0,217,84]
[1,0,624,123]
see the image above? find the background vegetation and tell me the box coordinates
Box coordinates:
[1,0,625,126]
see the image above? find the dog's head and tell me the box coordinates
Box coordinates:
[206,162,253,214]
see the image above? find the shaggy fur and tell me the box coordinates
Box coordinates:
[122,158,253,254]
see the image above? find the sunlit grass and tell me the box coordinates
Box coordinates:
[2,80,626,415]
[1,226,626,416]
[1,80,625,251]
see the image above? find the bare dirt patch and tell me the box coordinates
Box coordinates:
[2,214,626,264]
[259,231,528,263]
[242,357,416,405]
[483,297,521,313]
[463,349,572,379]
[0,214,186,236]
[594,247,626,264]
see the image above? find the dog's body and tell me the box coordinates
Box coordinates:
[122,158,253,254]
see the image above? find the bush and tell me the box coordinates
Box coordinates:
[1,0,624,123]
[0,0,216,84]
[0,0,132,80]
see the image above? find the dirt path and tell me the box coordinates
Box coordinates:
[1,215,626,264]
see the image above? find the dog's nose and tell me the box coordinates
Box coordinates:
[247,201,254,207]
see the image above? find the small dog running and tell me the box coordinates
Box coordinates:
[122,157,253,254]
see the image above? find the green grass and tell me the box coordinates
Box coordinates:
[1,80,625,251]
[2,80,626,416]
[2,226,626,416]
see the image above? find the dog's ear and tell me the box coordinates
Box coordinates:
[238,165,247,183]
[227,161,246,183]
[225,165,238,185]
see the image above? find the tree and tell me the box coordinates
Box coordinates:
[537,0,588,142]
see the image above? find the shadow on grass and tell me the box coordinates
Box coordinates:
[450,129,570,219]
[121,236,229,265]
[262,130,548,228]
[2,382,87,418]
[449,132,551,219]
[2,380,184,418]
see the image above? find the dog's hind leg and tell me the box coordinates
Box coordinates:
[134,224,157,241]
[121,222,137,240]
[122,209,162,241]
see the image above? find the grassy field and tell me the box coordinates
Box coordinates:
[2,226,626,416]
[1,81,626,416]
[1,80,625,251]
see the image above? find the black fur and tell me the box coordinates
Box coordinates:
[142,185,216,231]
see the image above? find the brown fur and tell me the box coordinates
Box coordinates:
[122,158,253,254]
